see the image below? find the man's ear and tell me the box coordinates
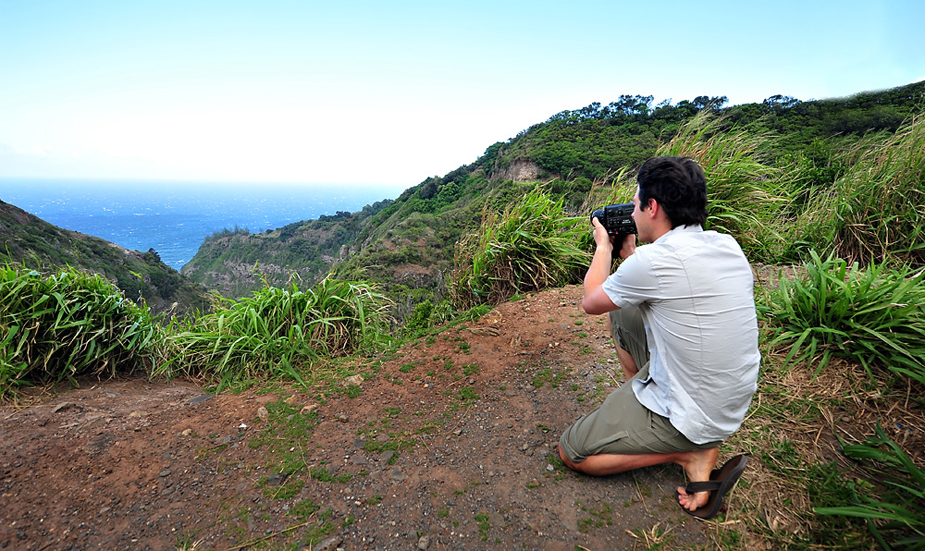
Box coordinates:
[646,198,658,217]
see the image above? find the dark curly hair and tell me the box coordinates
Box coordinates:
[636,156,707,228]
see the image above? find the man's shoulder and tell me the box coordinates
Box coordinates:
[665,227,743,251]
[642,228,750,274]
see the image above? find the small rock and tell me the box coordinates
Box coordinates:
[53,402,74,413]
[312,535,343,551]
[81,417,107,430]
[379,450,396,464]
[187,395,214,405]
[257,406,269,421]
[266,473,289,487]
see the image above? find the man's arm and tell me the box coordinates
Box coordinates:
[581,218,634,315]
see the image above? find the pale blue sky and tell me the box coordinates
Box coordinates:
[1,0,922,188]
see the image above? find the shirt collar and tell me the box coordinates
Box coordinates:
[655,224,703,243]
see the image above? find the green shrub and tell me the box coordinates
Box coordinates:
[450,186,592,309]
[0,265,163,397]
[162,278,391,389]
[758,251,925,386]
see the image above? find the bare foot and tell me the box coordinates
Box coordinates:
[675,447,719,512]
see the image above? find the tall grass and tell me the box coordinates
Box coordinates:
[580,167,637,212]
[160,278,390,389]
[450,186,592,309]
[0,265,163,398]
[758,250,925,386]
[656,112,790,262]
[794,115,925,267]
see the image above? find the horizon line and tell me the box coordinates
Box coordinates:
[0,176,412,189]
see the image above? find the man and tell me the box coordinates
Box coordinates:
[557,156,760,519]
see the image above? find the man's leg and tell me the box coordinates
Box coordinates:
[557,444,718,511]
[615,345,638,381]
[558,357,720,512]
[605,314,639,380]
[609,308,647,382]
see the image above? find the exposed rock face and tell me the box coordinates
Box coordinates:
[494,159,542,182]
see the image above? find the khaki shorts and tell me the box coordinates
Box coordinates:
[559,307,718,463]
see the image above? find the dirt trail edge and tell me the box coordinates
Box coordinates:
[1,285,730,550]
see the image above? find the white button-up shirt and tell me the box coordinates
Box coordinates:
[602,224,760,444]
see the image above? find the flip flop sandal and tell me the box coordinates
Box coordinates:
[679,454,748,520]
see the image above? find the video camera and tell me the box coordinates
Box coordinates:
[591,203,637,239]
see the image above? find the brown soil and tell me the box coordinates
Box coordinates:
[1,285,745,550]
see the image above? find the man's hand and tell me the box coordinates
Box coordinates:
[583,218,620,315]
[591,217,636,260]
[617,232,636,260]
[591,217,613,253]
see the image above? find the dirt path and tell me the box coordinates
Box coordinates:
[1,285,731,550]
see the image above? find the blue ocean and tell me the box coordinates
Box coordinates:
[0,179,402,270]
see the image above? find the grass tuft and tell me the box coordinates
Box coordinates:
[159,277,390,390]
[0,264,164,398]
[450,185,591,309]
[758,250,925,386]
[656,111,789,262]
[815,423,925,549]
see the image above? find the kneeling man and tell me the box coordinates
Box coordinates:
[558,156,760,519]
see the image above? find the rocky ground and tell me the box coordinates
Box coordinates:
[0,285,746,550]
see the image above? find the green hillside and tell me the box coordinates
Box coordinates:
[181,80,925,320]
[0,199,211,317]
[180,200,392,298]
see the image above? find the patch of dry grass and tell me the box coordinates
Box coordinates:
[715,347,924,550]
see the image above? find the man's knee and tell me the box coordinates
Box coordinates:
[558,443,580,471]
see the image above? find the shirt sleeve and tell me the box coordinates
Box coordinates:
[601,248,659,309]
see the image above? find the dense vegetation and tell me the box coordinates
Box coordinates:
[180,200,394,297]
[0,265,163,393]
[159,278,391,391]
[0,200,211,317]
[450,186,592,309]
[0,270,388,397]
[184,81,925,324]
